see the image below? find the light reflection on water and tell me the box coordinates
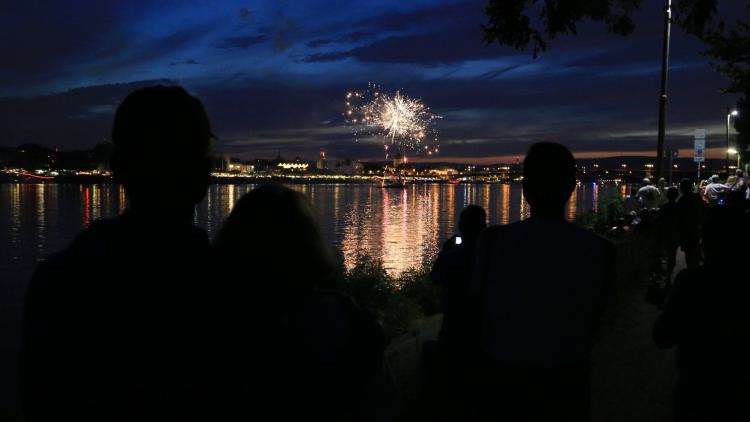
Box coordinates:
[1,182,631,287]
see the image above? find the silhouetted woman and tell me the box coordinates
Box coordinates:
[214,184,390,421]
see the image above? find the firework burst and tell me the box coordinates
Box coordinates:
[345,83,441,158]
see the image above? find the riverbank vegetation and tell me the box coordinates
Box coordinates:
[344,255,439,339]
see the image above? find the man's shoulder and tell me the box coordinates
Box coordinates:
[30,215,209,285]
[566,221,614,249]
[28,218,124,291]
[483,219,611,247]
[481,221,524,240]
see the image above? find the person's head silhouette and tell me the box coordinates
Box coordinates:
[679,178,693,196]
[666,186,679,203]
[214,184,339,289]
[112,86,212,218]
[522,142,576,219]
[458,205,487,242]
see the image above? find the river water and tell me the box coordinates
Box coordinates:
[0,182,628,405]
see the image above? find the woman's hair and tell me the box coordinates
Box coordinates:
[214,184,340,289]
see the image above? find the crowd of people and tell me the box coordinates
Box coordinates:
[627,174,750,421]
[19,86,750,421]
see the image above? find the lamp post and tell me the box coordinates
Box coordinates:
[655,0,672,180]
[726,108,739,173]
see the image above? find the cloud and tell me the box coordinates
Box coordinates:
[0,79,175,149]
[366,0,481,32]
[170,58,200,66]
[216,35,268,49]
[0,2,127,94]
[305,31,505,65]
[306,31,376,48]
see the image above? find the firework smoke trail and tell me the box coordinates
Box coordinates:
[345,83,441,158]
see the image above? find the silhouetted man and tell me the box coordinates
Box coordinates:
[657,187,681,283]
[730,168,746,192]
[637,178,661,209]
[20,86,218,421]
[470,142,615,421]
[432,204,487,355]
[703,174,726,204]
[676,179,705,268]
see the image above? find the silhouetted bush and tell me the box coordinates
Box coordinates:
[397,268,442,316]
[344,254,440,339]
[574,196,630,239]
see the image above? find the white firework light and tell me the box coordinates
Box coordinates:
[345,83,441,158]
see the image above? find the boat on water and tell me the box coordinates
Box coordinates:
[381,174,406,188]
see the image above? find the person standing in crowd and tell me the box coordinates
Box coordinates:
[20,86,221,420]
[470,142,615,421]
[703,175,727,203]
[657,187,681,283]
[432,204,487,356]
[654,205,750,421]
[214,185,393,422]
[657,178,669,207]
[637,178,661,209]
[729,168,747,193]
[428,204,486,421]
[676,179,705,268]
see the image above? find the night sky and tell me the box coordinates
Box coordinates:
[0,0,745,163]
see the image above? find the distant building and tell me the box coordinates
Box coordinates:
[393,152,407,168]
[212,153,230,172]
[316,150,328,170]
[277,162,309,171]
[334,159,363,176]
[227,163,255,174]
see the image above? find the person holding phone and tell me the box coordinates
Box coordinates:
[427,205,487,420]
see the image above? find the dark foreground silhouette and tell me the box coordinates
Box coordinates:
[654,205,750,421]
[470,142,616,421]
[676,179,705,269]
[20,86,220,420]
[213,185,394,421]
[426,204,486,420]
[432,204,487,355]
[656,186,680,284]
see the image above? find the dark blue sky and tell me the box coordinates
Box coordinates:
[0,0,745,163]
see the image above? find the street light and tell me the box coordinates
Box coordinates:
[728,148,740,168]
[726,108,739,172]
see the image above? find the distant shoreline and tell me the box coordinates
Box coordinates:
[0,177,515,185]
[0,171,645,185]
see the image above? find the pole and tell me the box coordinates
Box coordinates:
[697,162,701,183]
[726,107,731,174]
[655,0,672,180]
[668,150,673,185]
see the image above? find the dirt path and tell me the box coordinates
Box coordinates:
[589,252,684,421]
